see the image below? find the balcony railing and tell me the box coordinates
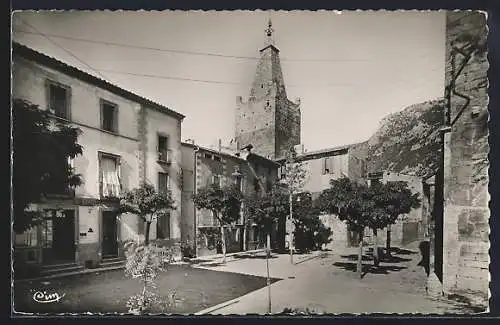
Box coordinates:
[157,149,172,164]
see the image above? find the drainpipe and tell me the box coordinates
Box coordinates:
[193,145,199,257]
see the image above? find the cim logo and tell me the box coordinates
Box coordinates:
[32,290,65,304]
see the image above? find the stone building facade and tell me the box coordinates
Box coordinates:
[12,42,185,273]
[438,11,489,304]
[291,143,427,249]
[180,142,280,257]
[235,20,301,161]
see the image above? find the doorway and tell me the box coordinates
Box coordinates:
[42,209,76,265]
[102,210,118,258]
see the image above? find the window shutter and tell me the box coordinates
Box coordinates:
[98,153,103,183]
[45,81,52,112]
[66,86,72,120]
[99,100,104,130]
[113,105,118,133]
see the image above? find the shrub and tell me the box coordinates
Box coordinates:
[181,239,196,259]
[293,216,332,252]
[124,240,175,314]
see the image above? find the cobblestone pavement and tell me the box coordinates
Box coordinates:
[194,244,478,315]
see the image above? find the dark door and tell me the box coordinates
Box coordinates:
[102,211,118,258]
[52,210,76,262]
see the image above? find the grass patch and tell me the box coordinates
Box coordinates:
[14,264,281,314]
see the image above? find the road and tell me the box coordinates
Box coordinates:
[193,244,477,315]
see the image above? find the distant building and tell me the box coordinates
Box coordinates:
[12,42,185,273]
[180,142,280,257]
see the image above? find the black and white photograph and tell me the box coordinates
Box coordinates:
[11,10,490,315]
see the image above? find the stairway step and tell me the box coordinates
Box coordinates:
[100,260,125,267]
[40,262,77,270]
[102,257,123,263]
[40,265,84,276]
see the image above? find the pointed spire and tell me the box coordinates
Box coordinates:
[264,17,275,46]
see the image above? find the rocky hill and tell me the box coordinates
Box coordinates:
[353,98,446,178]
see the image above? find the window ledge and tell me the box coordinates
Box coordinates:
[100,129,121,137]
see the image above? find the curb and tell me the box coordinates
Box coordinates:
[14,265,125,284]
[194,297,242,315]
[294,251,328,265]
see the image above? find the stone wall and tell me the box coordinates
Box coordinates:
[235,43,301,161]
[442,11,489,304]
[235,96,276,159]
[276,96,301,160]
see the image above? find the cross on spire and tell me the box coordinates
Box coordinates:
[265,18,274,38]
[264,18,275,46]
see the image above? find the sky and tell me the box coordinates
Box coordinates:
[12,10,446,151]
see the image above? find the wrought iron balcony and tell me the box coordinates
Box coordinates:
[157,149,172,164]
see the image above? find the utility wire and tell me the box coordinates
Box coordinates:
[17,19,114,83]
[15,29,441,66]
[14,22,441,89]
[15,29,373,63]
[97,68,356,88]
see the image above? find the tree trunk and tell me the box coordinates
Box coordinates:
[243,224,247,251]
[373,228,379,267]
[220,225,227,263]
[386,224,392,256]
[145,221,151,245]
[267,232,271,258]
[357,229,364,279]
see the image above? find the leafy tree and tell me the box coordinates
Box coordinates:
[316,177,374,278]
[372,181,421,256]
[13,99,83,233]
[192,183,243,263]
[245,183,289,253]
[119,183,176,245]
[291,192,332,252]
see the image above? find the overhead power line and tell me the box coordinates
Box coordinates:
[14,21,442,89]
[17,19,113,83]
[15,29,372,63]
[97,68,356,88]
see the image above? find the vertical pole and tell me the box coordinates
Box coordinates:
[357,230,363,279]
[266,242,271,313]
[289,192,294,264]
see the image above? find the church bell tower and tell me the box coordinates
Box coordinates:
[235,19,301,160]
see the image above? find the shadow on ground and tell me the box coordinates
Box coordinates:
[388,247,419,255]
[333,262,407,278]
[233,254,278,260]
[333,246,421,278]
